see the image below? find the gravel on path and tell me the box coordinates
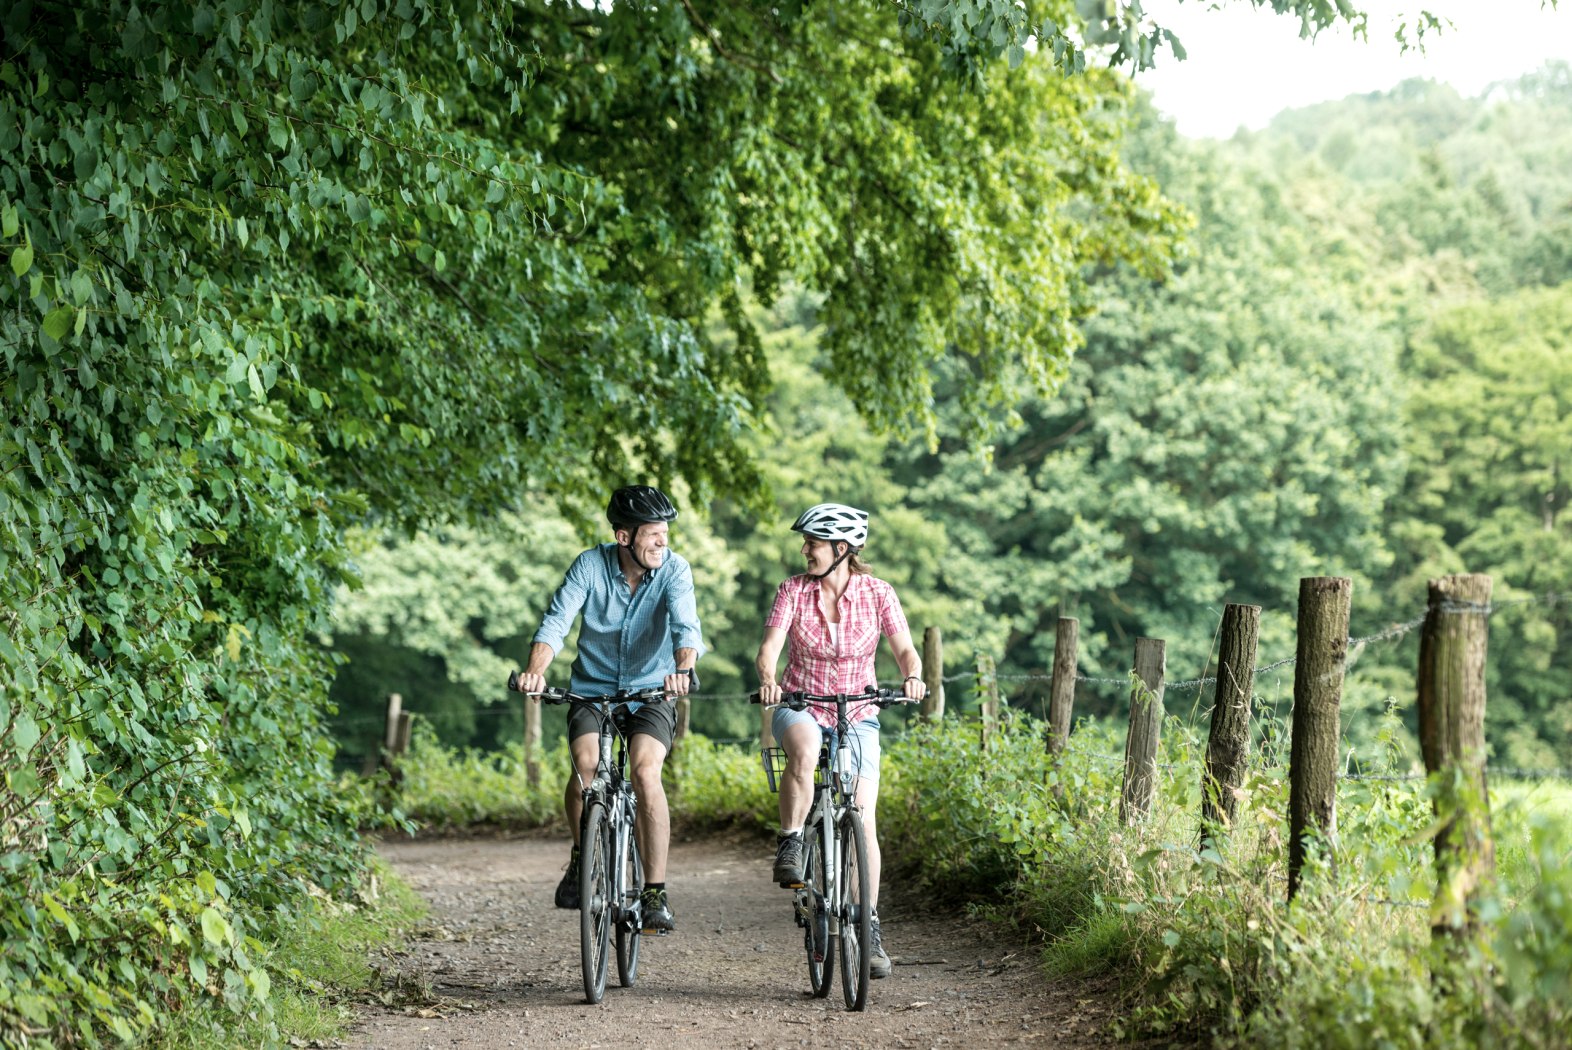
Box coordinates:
[347,830,1177,1050]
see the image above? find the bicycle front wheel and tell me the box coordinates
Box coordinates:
[616,811,643,988]
[802,818,833,998]
[837,808,872,1011]
[579,800,613,1004]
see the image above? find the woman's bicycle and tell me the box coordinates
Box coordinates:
[508,675,669,1004]
[752,686,918,1011]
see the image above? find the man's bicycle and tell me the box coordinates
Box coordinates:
[508,675,669,1004]
[752,686,918,1011]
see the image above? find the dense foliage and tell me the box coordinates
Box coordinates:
[0,0,1187,1043]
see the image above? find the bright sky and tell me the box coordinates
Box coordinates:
[1130,0,1572,138]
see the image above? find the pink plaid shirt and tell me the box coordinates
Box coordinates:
[764,573,910,728]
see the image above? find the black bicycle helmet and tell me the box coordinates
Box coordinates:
[607,485,678,528]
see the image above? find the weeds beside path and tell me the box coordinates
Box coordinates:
[348,830,1176,1049]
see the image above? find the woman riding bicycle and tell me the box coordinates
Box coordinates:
[754,502,924,980]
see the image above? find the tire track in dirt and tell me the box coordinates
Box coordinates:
[348,831,1166,1049]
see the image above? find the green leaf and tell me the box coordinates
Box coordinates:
[43,895,80,942]
[12,712,39,754]
[10,236,32,277]
[200,907,230,946]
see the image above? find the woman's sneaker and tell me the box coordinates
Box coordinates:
[773,831,805,886]
[554,847,580,909]
[869,914,892,978]
[640,887,675,933]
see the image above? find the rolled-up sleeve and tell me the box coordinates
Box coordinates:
[666,559,705,657]
[533,551,592,651]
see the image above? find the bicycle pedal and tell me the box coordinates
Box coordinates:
[780,879,805,889]
[640,926,672,936]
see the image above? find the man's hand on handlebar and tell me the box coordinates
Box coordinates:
[755,681,783,706]
[508,669,547,694]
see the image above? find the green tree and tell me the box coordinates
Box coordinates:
[890,107,1407,727]
[1384,285,1572,767]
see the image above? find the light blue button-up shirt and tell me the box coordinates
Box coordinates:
[533,543,704,700]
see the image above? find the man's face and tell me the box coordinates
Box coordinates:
[619,522,668,568]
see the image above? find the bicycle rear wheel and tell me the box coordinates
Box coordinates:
[837,808,871,1011]
[616,812,642,987]
[579,800,613,1004]
[801,818,833,998]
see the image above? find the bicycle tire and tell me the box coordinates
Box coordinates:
[580,800,613,1004]
[837,807,872,1011]
[802,818,833,998]
[616,806,642,987]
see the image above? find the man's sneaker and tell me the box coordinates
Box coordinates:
[869,914,892,978]
[773,831,805,886]
[554,847,580,910]
[640,887,675,933]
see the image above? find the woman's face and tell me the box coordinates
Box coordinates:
[800,536,839,575]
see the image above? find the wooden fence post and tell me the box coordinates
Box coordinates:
[921,626,945,721]
[1046,617,1079,758]
[1047,617,1079,797]
[1200,604,1260,852]
[1120,638,1166,825]
[674,696,691,744]
[1288,577,1351,901]
[523,692,542,788]
[382,692,403,761]
[976,651,1000,753]
[1418,573,1495,943]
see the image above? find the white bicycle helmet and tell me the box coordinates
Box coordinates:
[790,503,869,549]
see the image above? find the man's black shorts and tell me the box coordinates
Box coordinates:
[567,698,677,751]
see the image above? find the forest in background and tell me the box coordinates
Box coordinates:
[330,63,1572,773]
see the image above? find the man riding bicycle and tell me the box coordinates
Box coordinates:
[754,502,923,978]
[513,485,702,932]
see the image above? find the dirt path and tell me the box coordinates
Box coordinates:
[349,831,1161,1049]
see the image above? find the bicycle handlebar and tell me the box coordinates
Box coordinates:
[747,686,924,708]
[506,672,670,706]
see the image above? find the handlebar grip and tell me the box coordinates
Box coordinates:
[507,670,521,693]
